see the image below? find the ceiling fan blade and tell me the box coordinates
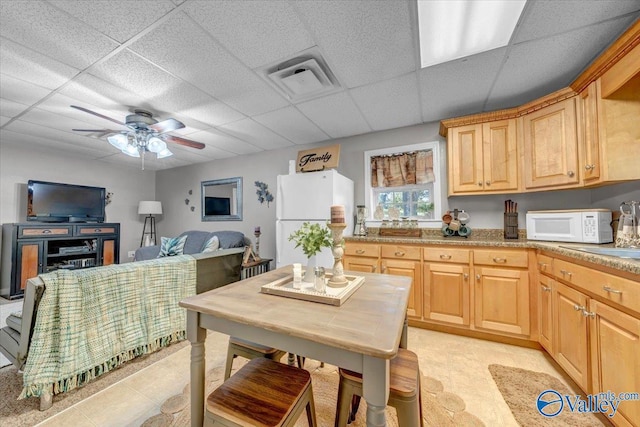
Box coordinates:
[164,135,205,149]
[149,118,185,134]
[72,129,121,133]
[71,105,125,126]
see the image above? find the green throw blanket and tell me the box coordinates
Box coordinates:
[20,255,196,399]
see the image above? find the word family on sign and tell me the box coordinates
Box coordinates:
[296,144,340,172]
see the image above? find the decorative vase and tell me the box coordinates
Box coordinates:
[303,255,317,283]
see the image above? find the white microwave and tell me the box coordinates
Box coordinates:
[526,209,613,243]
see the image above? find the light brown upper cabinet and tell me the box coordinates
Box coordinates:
[579,81,601,183]
[447,119,518,195]
[521,98,580,189]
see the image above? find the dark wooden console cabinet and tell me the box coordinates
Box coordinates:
[1,223,120,299]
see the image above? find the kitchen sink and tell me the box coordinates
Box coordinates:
[561,246,640,259]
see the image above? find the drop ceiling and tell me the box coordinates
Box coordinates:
[1,0,638,171]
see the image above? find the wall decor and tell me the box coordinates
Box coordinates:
[296,144,340,172]
[202,177,243,221]
[255,181,273,207]
[105,192,113,205]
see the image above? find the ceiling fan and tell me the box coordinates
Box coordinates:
[70,105,205,169]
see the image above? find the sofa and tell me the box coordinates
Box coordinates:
[0,246,244,410]
[135,230,249,261]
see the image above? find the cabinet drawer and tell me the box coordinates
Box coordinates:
[19,226,71,237]
[554,259,640,314]
[76,226,116,235]
[344,243,380,258]
[474,249,528,268]
[381,245,421,260]
[423,247,470,264]
[537,254,554,275]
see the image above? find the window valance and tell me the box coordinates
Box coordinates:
[370,150,435,188]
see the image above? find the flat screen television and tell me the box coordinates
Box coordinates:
[204,196,231,216]
[27,180,106,223]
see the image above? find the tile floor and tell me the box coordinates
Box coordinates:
[34,327,576,427]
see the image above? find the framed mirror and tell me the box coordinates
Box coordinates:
[201,177,243,221]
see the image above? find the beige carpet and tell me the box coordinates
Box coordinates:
[142,359,485,427]
[488,364,608,427]
[0,340,188,427]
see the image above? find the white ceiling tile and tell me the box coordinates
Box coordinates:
[0,126,113,158]
[58,73,146,111]
[350,73,422,131]
[37,93,129,130]
[294,0,416,88]
[0,0,118,69]
[0,38,79,90]
[296,92,371,139]
[129,12,289,116]
[184,0,314,68]
[253,107,329,145]
[0,116,10,126]
[0,74,51,106]
[0,99,30,118]
[170,141,236,161]
[183,129,262,156]
[217,119,294,151]
[90,49,179,100]
[48,0,178,43]
[487,16,637,111]
[419,47,507,121]
[17,107,103,136]
[514,0,640,44]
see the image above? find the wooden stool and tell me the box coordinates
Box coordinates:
[224,337,287,380]
[205,357,317,427]
[335,348,423,427]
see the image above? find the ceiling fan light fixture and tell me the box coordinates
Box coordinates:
[107,133,129,150]
[147,136,167,153]
[156,148,173,159]
[122,144,140,158]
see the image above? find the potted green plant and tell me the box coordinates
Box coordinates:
[288,222,332,281]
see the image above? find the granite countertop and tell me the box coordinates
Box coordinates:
[346,229,640,276]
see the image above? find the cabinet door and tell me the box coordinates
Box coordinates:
[553,281,590,391]
[382,259,421,319]
[589,300,640,427]
[523,98,579,189]
[538,276,554,354]
[343,256,379,273]
[101,238,116,266]
[482,119,518,191]
[474,267,530,336]
[580,82,601,183]
[17,241,43,291]
[423,263,470,326]
[448,124,484,193]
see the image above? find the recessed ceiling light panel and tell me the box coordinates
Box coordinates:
[417,0,526,68]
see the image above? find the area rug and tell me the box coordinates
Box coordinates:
[142,359,485,427]
[488,364,607,426]
[0,340,188,427]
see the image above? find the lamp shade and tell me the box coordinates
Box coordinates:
[138,201,163,215]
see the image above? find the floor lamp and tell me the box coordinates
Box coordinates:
[138,201,162,247]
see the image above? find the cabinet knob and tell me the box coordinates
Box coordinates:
[394,251,405,257]
[567,171,575,177]
[355,249,365,254]
[42,229,51,234]
[603,286,622,295]
[541,285,551,292]
[485,181,491,186]
[381,263,387,273]
[560,269,572,278]
[585,164,593,171]
[478,182,483,186]
[463,273,469,279]
[492,257,507,263]
[538,262,547,270]
[573,304,585,311]
[439,254,451,260]
[476,274,481,280]
[582,310,596,318]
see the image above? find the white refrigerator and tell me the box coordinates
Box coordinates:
[276,170,354,268]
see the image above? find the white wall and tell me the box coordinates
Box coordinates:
[0,144,157,263]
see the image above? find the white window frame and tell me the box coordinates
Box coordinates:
[364,141,446,227]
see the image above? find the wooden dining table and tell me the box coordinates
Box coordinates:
[179,265,412,427]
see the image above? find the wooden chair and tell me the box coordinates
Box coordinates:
[205,357,317,427]
[224,337,303,380]
[335,348,423,427]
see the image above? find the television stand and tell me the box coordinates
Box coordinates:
[0,223,120,299]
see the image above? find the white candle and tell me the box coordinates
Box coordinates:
[331,205,345,224]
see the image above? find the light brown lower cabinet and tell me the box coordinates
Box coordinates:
[423,262,470,326]
[343,242,380,273]
[343,255,379,273]
[537,275,554,354]
[589,300,640,427]
[382,258,422,319]
[553,280,590,392]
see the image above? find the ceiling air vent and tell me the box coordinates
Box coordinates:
[258,47,341,102]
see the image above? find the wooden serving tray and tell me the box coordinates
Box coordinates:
[379,228,421,237]
[260,274,365,306]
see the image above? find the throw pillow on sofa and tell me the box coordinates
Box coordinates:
[157,235,188,257]
[201,235,219,253]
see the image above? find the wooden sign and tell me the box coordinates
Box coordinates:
[296,144,340,172]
